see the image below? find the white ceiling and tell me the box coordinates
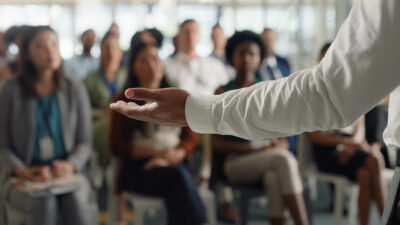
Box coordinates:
[0,0,341,6]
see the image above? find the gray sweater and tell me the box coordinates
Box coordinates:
[0,77,92,186]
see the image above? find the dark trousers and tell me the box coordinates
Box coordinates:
[123,163,208,225]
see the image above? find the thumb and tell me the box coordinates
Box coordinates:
[125,88,159,102]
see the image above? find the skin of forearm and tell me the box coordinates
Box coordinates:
[131,146,163,160]
[308,131,356,147]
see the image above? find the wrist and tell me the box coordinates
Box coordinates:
[14,166,27,178]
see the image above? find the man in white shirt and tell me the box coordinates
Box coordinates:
[64,29,99,80]
[165,19,229,95]
[110,0,400,224]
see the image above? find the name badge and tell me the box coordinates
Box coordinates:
[40,136,54,161]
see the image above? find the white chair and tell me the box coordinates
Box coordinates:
[106,158,217,225]
[124,187,216,225]
[297,133,393,225]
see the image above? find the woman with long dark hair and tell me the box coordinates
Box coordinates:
[0,26,94,225]
[109,42,208,225]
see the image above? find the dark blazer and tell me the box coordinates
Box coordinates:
[257,55,292,81]
[275,55,291,77]
[0,77,93,189]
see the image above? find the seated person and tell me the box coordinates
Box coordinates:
[0,26,94,225]
[109,42,208,225]
[309,116,386,225]
[310,43,387,225]
[212,30,309,225]
[84,31,127,167]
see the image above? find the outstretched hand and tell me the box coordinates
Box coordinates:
[110,88,190,127]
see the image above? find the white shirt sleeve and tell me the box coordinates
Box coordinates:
[383,87,400,152]
[185,0,400,140]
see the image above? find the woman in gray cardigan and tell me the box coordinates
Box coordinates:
[0,26,95,225]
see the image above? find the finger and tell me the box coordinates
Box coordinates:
[125,88,159,102]
[110,101,156,120]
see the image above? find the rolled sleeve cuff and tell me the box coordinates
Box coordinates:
[185,94,217,134]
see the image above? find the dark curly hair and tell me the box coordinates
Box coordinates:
[225,30,266,66]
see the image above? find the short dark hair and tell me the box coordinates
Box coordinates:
[81,29,94,40]
[130,28,164,49]
[262,27,274,33]
[225,30,266,66]
[212,24,222,30]
[4,25,32,46]
[179,19,198,31]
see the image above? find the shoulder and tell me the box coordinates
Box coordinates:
[0,77,22,98]
[62,78,88,97]
[276,55,290,64]
[203,56,222,65]
[84,70,101,84]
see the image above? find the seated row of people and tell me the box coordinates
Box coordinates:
[0,23,390,225]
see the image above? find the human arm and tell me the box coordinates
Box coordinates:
[111,0,400,140]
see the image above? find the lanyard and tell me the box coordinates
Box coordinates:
[102,70,119,97]
[38,95,54,137]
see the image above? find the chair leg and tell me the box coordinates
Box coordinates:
[240,193,249,225]
[334,183,344,225]
[107,189,118,225]
[348,186,359,225]
[199,190,217,225]
[133,206,145,225]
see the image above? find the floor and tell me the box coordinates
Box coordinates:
[99,180,382,225]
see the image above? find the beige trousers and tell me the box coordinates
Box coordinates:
[224,149,303,217]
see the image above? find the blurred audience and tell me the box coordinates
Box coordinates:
[309,43,387,225]
[210,24,226,61]
[309,117,386,225]
[0,31,8,69]
[108,22,121,40]
[0,31,8,89]
[84,31,127,168]
[0,26,94,225]
[212,30,309,225]
[259,28,291,80]
[64,29,99,80]
[210,24,235,80]
[123,28,164,66]
[0,25,31,80]
[259,27,297,155]
[165,19,229,95]
[109,42,208,225]
[165,19,230,188]
[85,31,126,120]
